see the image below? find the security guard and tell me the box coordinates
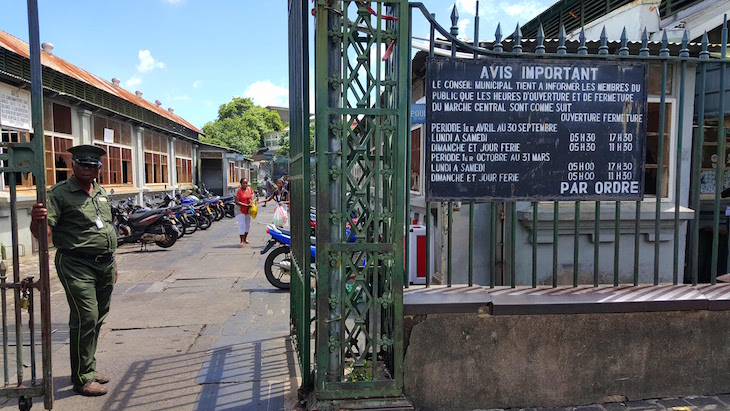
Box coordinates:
[30,145,116,396]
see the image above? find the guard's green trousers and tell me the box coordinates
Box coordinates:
[55,252,115,386]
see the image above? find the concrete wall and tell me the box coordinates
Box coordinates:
[404,310,730,410]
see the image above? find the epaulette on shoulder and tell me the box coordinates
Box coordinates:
[49,179,70,193]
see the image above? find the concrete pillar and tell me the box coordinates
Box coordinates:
[193,144,199,186]
[170,137,177,187]
[78,109,93,145]
[135,126,145,204]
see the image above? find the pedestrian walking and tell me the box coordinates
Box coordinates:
[261,179,290,208]
[30,145,116,397]
[261,179,290,227]
[262,176,271,207]
[281,173,290,192]
[235,178,256,247]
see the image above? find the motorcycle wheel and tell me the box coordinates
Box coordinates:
[184,215,198,234]
[175,220,185,239]
[155,227,178,248]
[198,215,212,230]
[117,224,132,243]
[264,246,291,290]
[214,206,224,221]
[225,204,235,218]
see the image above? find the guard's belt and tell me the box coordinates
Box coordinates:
[59,249,114,263]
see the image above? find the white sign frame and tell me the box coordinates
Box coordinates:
[103,128,114,143]
[0,83,32,132]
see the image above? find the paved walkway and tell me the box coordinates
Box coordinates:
[503,395,730,410]
[0,203,729,410]
[0,204,299,410]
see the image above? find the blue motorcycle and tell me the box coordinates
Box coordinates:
[261,223,358,290]
[260,225,316,290]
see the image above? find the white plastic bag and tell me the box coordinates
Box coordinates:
[273,205,289,227]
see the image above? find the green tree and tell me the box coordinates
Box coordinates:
[201,97,284,156]
[277,133,290,157]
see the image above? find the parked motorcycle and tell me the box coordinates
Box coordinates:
[260,225,315,290]
[261,222,356,290]
[111,199,179,249]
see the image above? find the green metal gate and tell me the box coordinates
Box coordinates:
[289,0,410,407]
[289,0,730,407]
[0,1,53,410]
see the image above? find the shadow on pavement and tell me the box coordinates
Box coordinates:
[211,245,245,249]
[96,337,297,411]
[53,376,80,401]
[194,337,299,411]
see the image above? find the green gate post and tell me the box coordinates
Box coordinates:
[287,0,312,400]
[309,0,410,408]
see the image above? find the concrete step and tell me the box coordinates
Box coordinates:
[310,396,414,410]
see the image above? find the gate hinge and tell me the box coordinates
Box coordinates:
[328,165,342,179]
[328,334,341,352]
[327,211,341,225]
[378,291,393,308]
[327,77,343,89]
[329,293,340,309]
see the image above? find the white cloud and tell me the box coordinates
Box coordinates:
[125,76,142,88]
[171,94,191,102]
[136,50,165,73]
[192,80,202,88]
[243,81,288,108]
[502,1,545,18]
[456,0,477,16]
[458,18,470,39]
[164,0,184,5]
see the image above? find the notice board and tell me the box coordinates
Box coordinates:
[425,57,648,202]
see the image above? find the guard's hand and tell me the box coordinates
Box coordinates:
[30,203,47,223]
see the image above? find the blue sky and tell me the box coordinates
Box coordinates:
[1,0,552,130]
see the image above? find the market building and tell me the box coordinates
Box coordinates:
[0,29,249,257]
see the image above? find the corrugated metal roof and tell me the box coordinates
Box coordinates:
[0,29,202,135]
[521,0,706,39]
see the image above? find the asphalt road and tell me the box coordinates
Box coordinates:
[0,204,299,410]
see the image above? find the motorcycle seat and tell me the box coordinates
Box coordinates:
[129,209,163,222]
[219,195,234,201]
[279,227,291,236]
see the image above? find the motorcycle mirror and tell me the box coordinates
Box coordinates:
[110,189,115,195]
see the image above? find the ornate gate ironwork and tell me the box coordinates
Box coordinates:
[0,1,53,410]
[289,0,410,406]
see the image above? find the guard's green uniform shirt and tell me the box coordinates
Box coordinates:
[46,176,116,254]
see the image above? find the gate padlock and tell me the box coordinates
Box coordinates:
[19,289,29,310]
[19,277,33,311]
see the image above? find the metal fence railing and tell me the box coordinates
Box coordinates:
[405,4,729,290]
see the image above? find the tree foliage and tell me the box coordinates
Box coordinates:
[277,133,290,157]
[201,97,284,156]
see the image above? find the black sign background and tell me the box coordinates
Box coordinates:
[425,57,648,202]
